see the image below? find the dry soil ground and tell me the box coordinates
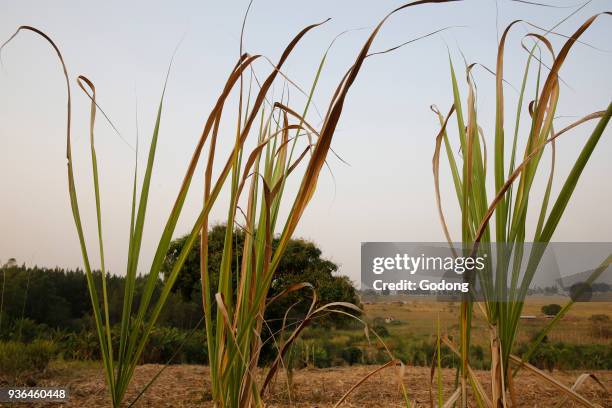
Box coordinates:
[17,362,612,407]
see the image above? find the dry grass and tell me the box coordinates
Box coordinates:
[362,297,612,346]
[26,362,611,407]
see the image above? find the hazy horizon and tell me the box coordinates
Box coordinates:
[1,0,611,284]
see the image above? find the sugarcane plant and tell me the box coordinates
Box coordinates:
[198,2,464,406]
[1,24,201,406]
[432,12,611,408]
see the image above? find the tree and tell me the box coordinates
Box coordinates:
[162,225,360,332]
[541,304,562,316]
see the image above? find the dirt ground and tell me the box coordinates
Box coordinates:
[14,363,610,407]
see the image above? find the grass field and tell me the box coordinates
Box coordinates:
[359,296,612,346]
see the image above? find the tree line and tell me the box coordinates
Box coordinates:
[0,225,359,341]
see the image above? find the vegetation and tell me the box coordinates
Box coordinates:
[162,225,360,331]
[516,341,612,372]
[589,314,612,339]
[4,0,439,403]
[541,304,562,316]
[0,232,358,370]
[284,332,612,371]
[2,1,611,407]
[0,233,355,335]
[159,3,462,407]
[0,340,55,383]
[0,264,201,334]
[432,10,612,407]
[2,293,610,376]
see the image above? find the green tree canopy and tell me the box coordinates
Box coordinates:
[541,304,562,316]
[161,225,360,332]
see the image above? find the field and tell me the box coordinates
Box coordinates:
[359,296,612,346]
[284,296,612,373]
[23,362,611,407]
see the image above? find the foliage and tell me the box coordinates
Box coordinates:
[163,225,361,368]
[58,330,101,361]
[162,225,360,332]
[1,21,229,405]
[279,333,612,371]
[141,327,208,365]
[0,340,56,383]
[516,341,612,371]
[0,265,203,335]
[1,245,359,367]
[3,3,399,402]
[541,304,562,316]
[0,265,90,332]
[432,10,611,406]
[180,2,459,405]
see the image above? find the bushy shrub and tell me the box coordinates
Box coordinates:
[516,341,612,371]
[143,327,208,365]
[143,327,185,363]
[181,333,208,365]
[541,304,562,316]
[57,330,100,360]
[1,318,50,342]
[0,340,56,382]
[341,346,363,365]
[311,345,331,368]
[530,343,558,372]
[53,326,208,364]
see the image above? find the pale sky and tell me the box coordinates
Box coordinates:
[1,0,611,285]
